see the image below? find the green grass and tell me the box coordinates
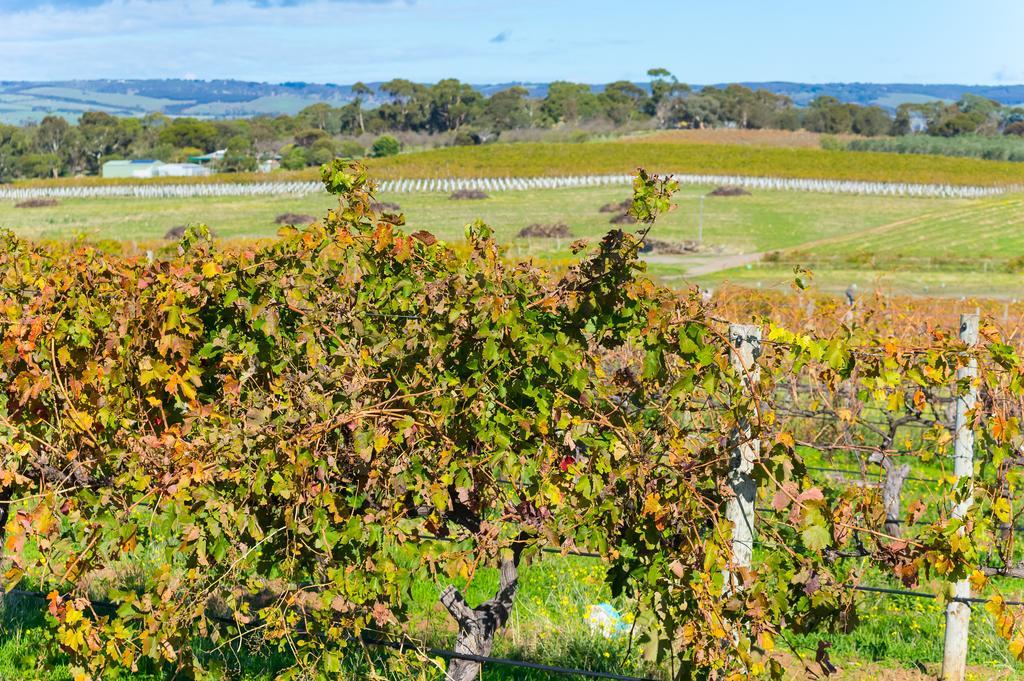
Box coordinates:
[796,196,1024,263]
[689,263,1024,299]
[7,184,1024,297]
[3,550,1021,679]
[0,184,963,251]
[0,556,652,681]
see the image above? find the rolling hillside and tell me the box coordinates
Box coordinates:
[3,78,1024,124]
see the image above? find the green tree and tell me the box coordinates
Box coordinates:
[297,103,335,131]
[379,78,428,130]
[666,92,722,129]
[540,81,599,125]
[891,105,914,136]
[851,106,893,137]
[646,67,690,125]
[803,96,855,134]
[428,79,483,132]
[599,80,649,125]
[351,81,373,134]
[484,86,532,130]
[221,134,257,172]
[0,124,29,181]
[32,115,73,177]
[78,111,133,173]
[158,118,219,152]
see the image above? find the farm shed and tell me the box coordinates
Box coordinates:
[101,159,164,178]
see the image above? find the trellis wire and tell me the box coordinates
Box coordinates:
[0,173,1013,201]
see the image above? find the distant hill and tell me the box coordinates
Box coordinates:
[719,82,1024,109]
[2,79,1023,125]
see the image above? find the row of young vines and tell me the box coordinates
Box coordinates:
[1,160,1024,680]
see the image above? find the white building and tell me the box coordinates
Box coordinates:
[152,163,212,178]
[102,160,212,179]
[102,159,164,178]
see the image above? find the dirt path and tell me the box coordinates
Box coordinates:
[642,251,765,277]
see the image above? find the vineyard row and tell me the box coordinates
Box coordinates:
[0,172,1013,201]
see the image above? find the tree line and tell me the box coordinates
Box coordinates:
[2,69,1024,181]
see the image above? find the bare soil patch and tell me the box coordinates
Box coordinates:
[449,189,489,200]
[517,223,573,238]
[708,185,751,197]
[15,198,59,208]
[599,198,632,213]
[274,213,316,225]
[622,128,862,149]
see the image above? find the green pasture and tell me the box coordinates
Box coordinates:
[690,264,1024,299]
[0,185,949,248]
[7,183,1024,297]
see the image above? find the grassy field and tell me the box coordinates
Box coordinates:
[8,182,1024,297]
[0,184,968,251]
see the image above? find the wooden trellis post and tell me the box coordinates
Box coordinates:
[942,313,978,681]
[724,324,761,593]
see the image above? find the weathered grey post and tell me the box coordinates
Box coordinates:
[724,324,761,593]
[942,313,978,681]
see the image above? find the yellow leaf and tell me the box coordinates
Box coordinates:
[642,493,662,516]
[68,408,93,432]
[544,482,563,505]
[994,497,1012,523]
[201,262,220,278]
[373,432,389,453]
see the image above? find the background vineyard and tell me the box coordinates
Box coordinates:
[8,140,1024,189]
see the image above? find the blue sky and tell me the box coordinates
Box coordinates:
[1,0,1022,84]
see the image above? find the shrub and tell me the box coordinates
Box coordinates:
[337,140,365,158]
[452,130,480,146]
[819,134,846,151]
[371,135,401,157]
[279,145,309,170]
[517,222,573,238]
